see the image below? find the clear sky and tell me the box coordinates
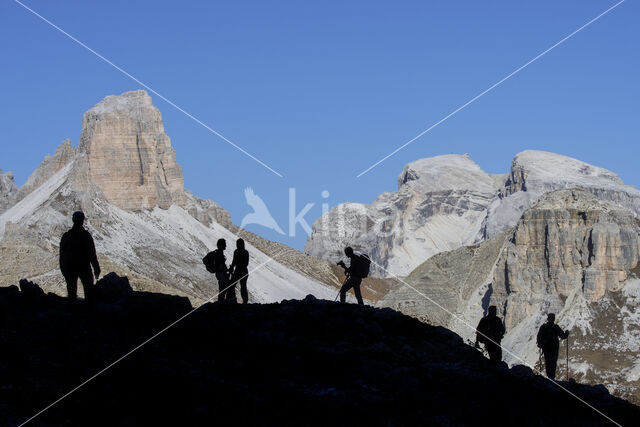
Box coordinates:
[1,0,638,250]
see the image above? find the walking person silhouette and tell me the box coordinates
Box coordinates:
[474,305,505,365]
[537,313,570,379]
[59,211,101,302]
[336,246,370,306]
[229,238,250,304]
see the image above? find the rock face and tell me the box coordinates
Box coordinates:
[305,154,500,276]
[77,90,186,210]
[492,189,640,331]
[0,170,18,214]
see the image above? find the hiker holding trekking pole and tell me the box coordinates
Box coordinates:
[536,313,570,380]
[336,246,371,306]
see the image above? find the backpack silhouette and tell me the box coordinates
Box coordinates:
[203,251,217,273]
[352,253,371,278]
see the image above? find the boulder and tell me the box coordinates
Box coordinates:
[94,272,133,303]
[18,279,45,298]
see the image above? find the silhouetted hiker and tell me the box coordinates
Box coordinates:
[336,247,370,306]
[474,305,505,365]
[59,211,101,301]
[537,313,569,380]
[203,239,234,302]
[229,238,250,304]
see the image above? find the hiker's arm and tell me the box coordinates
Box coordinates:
[89,235,100,278]
[229,251,237,273]
[536,327,543,347]
[559,326,569,339]
[474,319,484,347]
[59,235,68,276]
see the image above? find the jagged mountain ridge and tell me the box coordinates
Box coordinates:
[306,151,640,277]
[305,154,502,276]
[380,189,640,403]
[0,90,347,304]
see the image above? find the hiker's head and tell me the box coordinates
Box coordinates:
[344,246,354,257]
[547,313,556,323]
[488,305,497,317]
[72,211,85,226]
[236,238,245,249]
[217,238,226,250]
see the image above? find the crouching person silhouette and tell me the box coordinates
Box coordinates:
[336,247,370,306]
[59,211,101,302]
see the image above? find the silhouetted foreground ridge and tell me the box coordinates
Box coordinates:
[1,274,638,426]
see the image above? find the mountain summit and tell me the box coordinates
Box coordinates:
[76,90,186,210]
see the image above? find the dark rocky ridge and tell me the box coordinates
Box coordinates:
[1,275,637,426]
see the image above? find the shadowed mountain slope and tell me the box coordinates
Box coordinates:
[1,275,637,426]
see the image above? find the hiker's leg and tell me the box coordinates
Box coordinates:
[79,266,95,302]
[216,272,227,302]
[240,275,249,304]
[548,349,558,379]
[487,342,501,364]
[65,272,78,300]
[543,349,557,379]
[352,278,364,305]
[339,278,354,303]
[227,284,237,302]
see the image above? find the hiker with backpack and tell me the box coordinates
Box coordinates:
[536,313,570,380]
[336,246,370,306]
[474,305,505,365]
[203,238,235,302]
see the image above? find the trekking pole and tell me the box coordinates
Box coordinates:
[334,274,349,302]
[566,334,569,381]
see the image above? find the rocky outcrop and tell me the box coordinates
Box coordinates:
[76,90,186,210]
[2,286,638,425]
[492,189,640,330]
[305,154,499,276]
[17,139,76,200]
[0,169,18,214]
[184,191,233,229]
[378,231,509,327]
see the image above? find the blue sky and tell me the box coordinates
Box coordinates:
[1,0,638,250]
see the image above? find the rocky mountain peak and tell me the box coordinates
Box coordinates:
[77,90,186,210]
[18,139,77,200]
[502,150,625,197]
[397,153,495,193]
